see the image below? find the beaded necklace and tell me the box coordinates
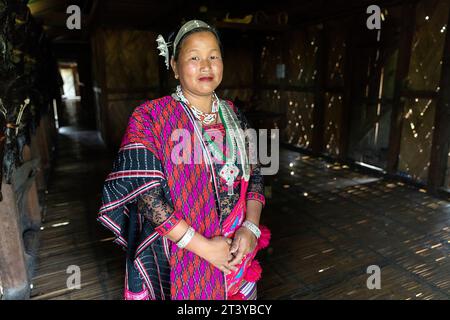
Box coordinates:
[202,107,240,195]
[175,86,244,195]
[176,85,218,125]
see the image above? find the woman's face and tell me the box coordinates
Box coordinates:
[171,31,223,97]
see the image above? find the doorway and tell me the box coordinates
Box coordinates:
[58,62,81,127]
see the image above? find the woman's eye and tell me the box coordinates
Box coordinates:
[191,56,199,61]
[210,56,219,60]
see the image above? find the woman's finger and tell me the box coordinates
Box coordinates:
[229,247,245,266]
[230,237,240,254]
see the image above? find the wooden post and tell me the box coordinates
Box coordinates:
[21,145,42,229]
[92,28,112,149]
[40,115,50,170]
[339,18,355,161]
[0,183,30,299]
[386,3,416,174]
[428,5,450,194]
[311,24,328,155]
[37,115,51,188]
[278,30,291,120]
[24,178,41,229]
[30,126,46,192]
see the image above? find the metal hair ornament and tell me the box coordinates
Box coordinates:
[156,20,214,70]
[155,34,171,70]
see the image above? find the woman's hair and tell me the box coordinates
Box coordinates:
[172,26,224,62]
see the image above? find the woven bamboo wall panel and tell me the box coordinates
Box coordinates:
[216,88,253,104]
[260,89,284,114]
[380,48,398,100]
[286,28,319,87]
[346,40,394,170]
[398,98,436,182]
[323,93,344,157]
[323,21,346,157]
[102,29,159,90]
[380,5,402,99]
[91,29,107,136]
[406,0,449,91]
[326,24,346,88]
[282,91,315,148]
[260,36,283,85]
[222,44,253,87]
[106,94,158,148]
[91,28,161,148]
[348,102,392,169]
[344,7,405,169]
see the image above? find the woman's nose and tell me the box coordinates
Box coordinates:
[200,59,211,71]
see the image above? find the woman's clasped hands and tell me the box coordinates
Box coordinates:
[204,227,257,275]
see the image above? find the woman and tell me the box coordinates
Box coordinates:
[98,20,270,300]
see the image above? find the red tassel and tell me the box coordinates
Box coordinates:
[244,259,262,282]
[257,225,271,250]
[228,292,245,300]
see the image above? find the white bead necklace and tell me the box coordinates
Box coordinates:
[176,85,218,125]
[175,86,241,195]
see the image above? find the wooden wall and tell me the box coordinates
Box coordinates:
[88,0,450,193]
[216,32,255,108]
[253,0,450,194]
[397,0,449,183]
[91,28,160,150]
[0,112,56,300]
[0,1,59,299]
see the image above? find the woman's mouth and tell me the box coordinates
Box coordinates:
[199,76,213,82]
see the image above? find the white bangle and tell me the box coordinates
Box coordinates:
[242,221,261,239]
[176,226,195,248]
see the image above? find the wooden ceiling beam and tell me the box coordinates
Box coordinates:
[34,11,88,28]
[31,0,415,41]
[28,0,68,16]
[43,27,82,42]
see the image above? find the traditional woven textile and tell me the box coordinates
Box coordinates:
[98,95,270,300]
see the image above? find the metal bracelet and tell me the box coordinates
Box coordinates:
[176,226,195,248]
[242,220,261,239]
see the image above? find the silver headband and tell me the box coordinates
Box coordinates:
[172,20,213,57]
[156,19,214,70]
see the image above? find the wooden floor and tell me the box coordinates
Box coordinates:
[31,122,450,300]
[30,124,124,300]
[257,150,450,299]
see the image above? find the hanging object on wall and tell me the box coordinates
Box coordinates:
[223,13,253,24]
[254,11,289,25]
[276,63,286,79]
[0,0,61,196]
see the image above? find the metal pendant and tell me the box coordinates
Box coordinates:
[220,163,239,195]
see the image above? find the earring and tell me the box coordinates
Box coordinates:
[175,74,179,79]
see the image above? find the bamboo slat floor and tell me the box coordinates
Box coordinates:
[257,150,450,300]
[30,125,124,300]
[30,123,450,300]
